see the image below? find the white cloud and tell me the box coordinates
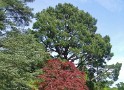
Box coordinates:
[95,0,123,12]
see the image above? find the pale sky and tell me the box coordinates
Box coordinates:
[28,0,124,85]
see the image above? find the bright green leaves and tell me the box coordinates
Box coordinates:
[0,30,48,90]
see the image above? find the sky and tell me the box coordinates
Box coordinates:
[28,0,124,85]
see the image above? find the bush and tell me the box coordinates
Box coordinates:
[36,59,88,90]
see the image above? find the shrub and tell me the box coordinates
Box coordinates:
[37,59,88,90]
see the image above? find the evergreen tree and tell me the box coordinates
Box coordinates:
[0,0,34,30]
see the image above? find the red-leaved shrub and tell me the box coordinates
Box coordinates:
[37,59,88,90]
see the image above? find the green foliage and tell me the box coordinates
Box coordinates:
[104,82,124,90]
[0,30,49,90]
[116,82,124,90]
[0,0,34,30]
[0,10,5,30]
[90,62,122,89]
[103,87,117,90]
[33,3,112,68]
[107,63,122,81]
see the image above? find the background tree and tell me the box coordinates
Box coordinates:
[92,63,122,90]
[0,30,49,90]
[116,82,124,90]
[32,3,122,89]
[0,0,34,30]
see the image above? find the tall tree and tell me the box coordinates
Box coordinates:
[32,3,122,89]
[0,0,34,30]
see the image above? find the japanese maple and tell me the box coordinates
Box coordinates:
[37,59,88,90]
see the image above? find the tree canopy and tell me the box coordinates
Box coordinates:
[33,3,112,66]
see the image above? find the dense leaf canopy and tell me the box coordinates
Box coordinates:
[0,30,48,90]
[33,3,113,65]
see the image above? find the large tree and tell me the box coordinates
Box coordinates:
[32,3,122,89]
[0,0,34,30]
